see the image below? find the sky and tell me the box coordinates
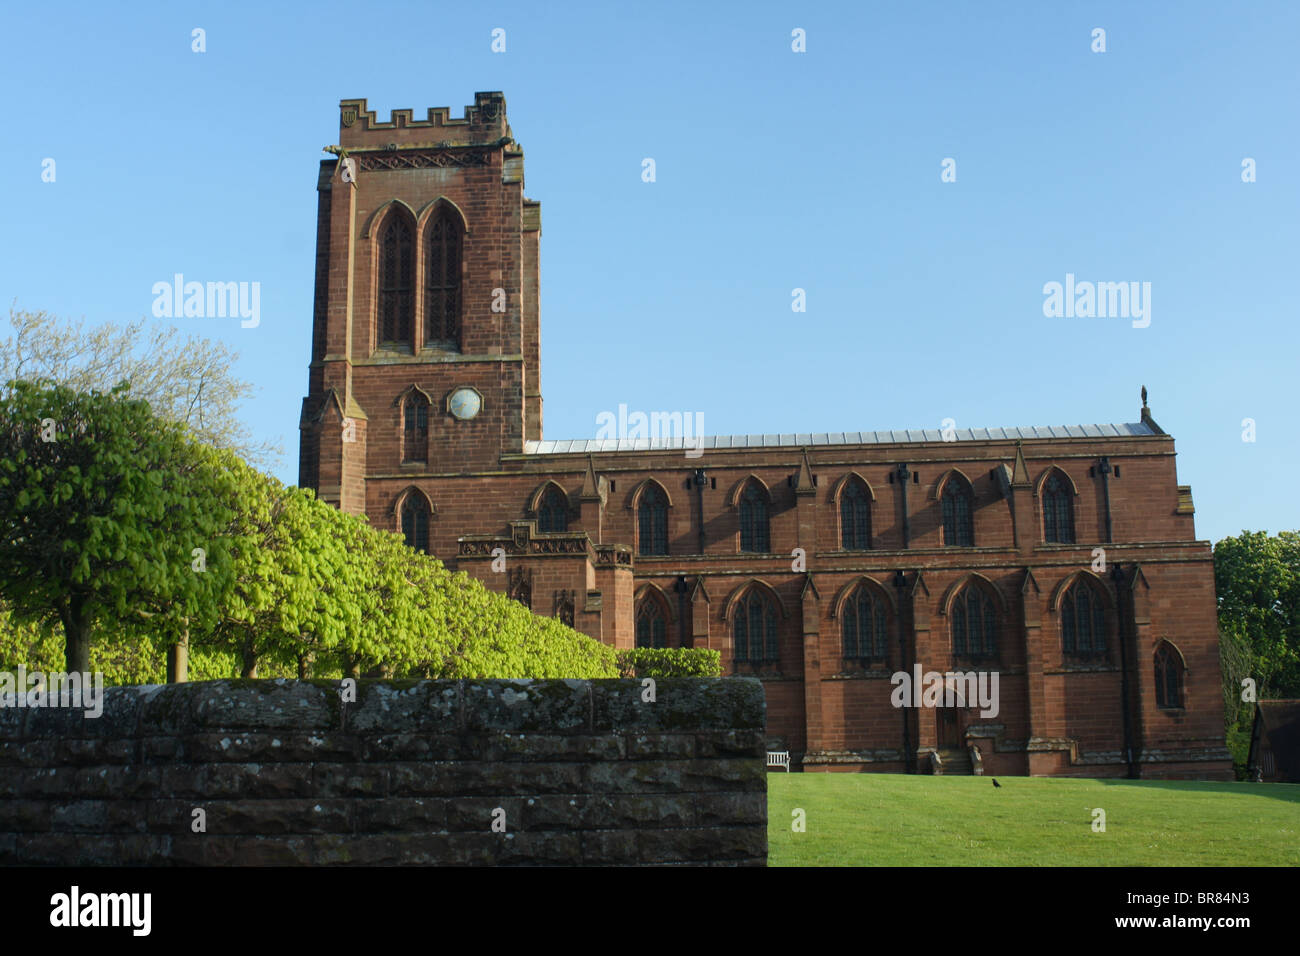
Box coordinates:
[2,0,1296,546]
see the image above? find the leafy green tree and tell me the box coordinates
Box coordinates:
[194,459,338,677]
[1214,530,1300,776]
[0,381,238,671]
[1214,531,1300,696]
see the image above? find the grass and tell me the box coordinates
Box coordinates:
[767,773,1300,866]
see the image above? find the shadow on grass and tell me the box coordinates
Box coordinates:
[1095,777,1300,806]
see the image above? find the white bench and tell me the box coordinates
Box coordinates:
[766,750,791,772]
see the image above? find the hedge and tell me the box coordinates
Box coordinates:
[617,647,723,678]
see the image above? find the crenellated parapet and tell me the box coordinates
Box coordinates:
[338,91,512,150]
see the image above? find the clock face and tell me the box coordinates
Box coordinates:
[448,387,482,421]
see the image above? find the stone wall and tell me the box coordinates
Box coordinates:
[0,678,767,866]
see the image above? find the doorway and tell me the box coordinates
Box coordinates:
[937,706,963,749]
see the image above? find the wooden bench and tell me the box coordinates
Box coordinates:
[766,750,791,772]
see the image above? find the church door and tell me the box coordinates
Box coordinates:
[937,707,962,749]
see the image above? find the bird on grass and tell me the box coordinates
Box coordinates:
[992,778,1001,788]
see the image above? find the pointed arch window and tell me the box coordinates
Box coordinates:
[378,214,414,349]
[1154,644,1184,709]
[951,586,997,661]
[638,485,669,556]
[840,479,871,550]
[636,598,668,648]
[843,585,888,661]
[537,486,568,533]
[402,393,429,463]
[508,568,531,609]
[553,590,575,629]
[942,478,974,547]
[734,589,778,662]
[739,484,770,553]
[401,495,431,554]
[1043,473,1074,543]
[1061,582,1106,659]
[424,209,462,349]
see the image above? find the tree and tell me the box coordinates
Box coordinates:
[0,381,238,671]
[0,305,281,471]
[199,461,361,678]
[1214,530,1300,776]
[1214,530,1300,697]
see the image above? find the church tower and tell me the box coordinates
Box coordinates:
[299,92,542,513]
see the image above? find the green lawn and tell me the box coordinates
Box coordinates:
[767,773,1300,866]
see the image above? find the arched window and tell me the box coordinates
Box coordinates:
[553,589,575,629]
[638,485,669,556]
[951,585,997,660]
[424,209,462,349]
[1061,581,1106,658]
[508,568,531,609]
[840,479,871,550]
[1154,644,1184,709]
[942,478,974,547]
[843,585,888,661]
[1043,473,1074,543]
[739,483,770,553]
[636,598,667,648]
[537,486,568,533]
[734,589,778,663]
[401,495,430,554]
[378,214,414,349]
[402,394,429,463]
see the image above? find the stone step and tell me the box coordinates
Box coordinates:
[934,749,973,775]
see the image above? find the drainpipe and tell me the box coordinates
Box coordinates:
[896,463,911,549]
[673,575,690,649]
[693,467,707,555]
[1111,563,1137,778]
[893,569,913,774]
[1098,456,1114,543]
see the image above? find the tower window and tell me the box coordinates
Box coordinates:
[425,210,462,349]
[402,394,429,463]
[378,215,414,349]
[401,495,431,554]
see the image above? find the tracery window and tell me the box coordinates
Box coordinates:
[378,215,414,348]
[739,483,770,553]
[734,590,778,662]
[424,210,461,348]
[952,586,997,661]
[841,479,871,550]
[942,478,974,547]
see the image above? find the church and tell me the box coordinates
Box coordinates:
[298,92,1232,780]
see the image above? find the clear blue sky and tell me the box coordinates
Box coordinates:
[3,1,1296,546]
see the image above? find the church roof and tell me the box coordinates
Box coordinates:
[522,422,1159,455]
